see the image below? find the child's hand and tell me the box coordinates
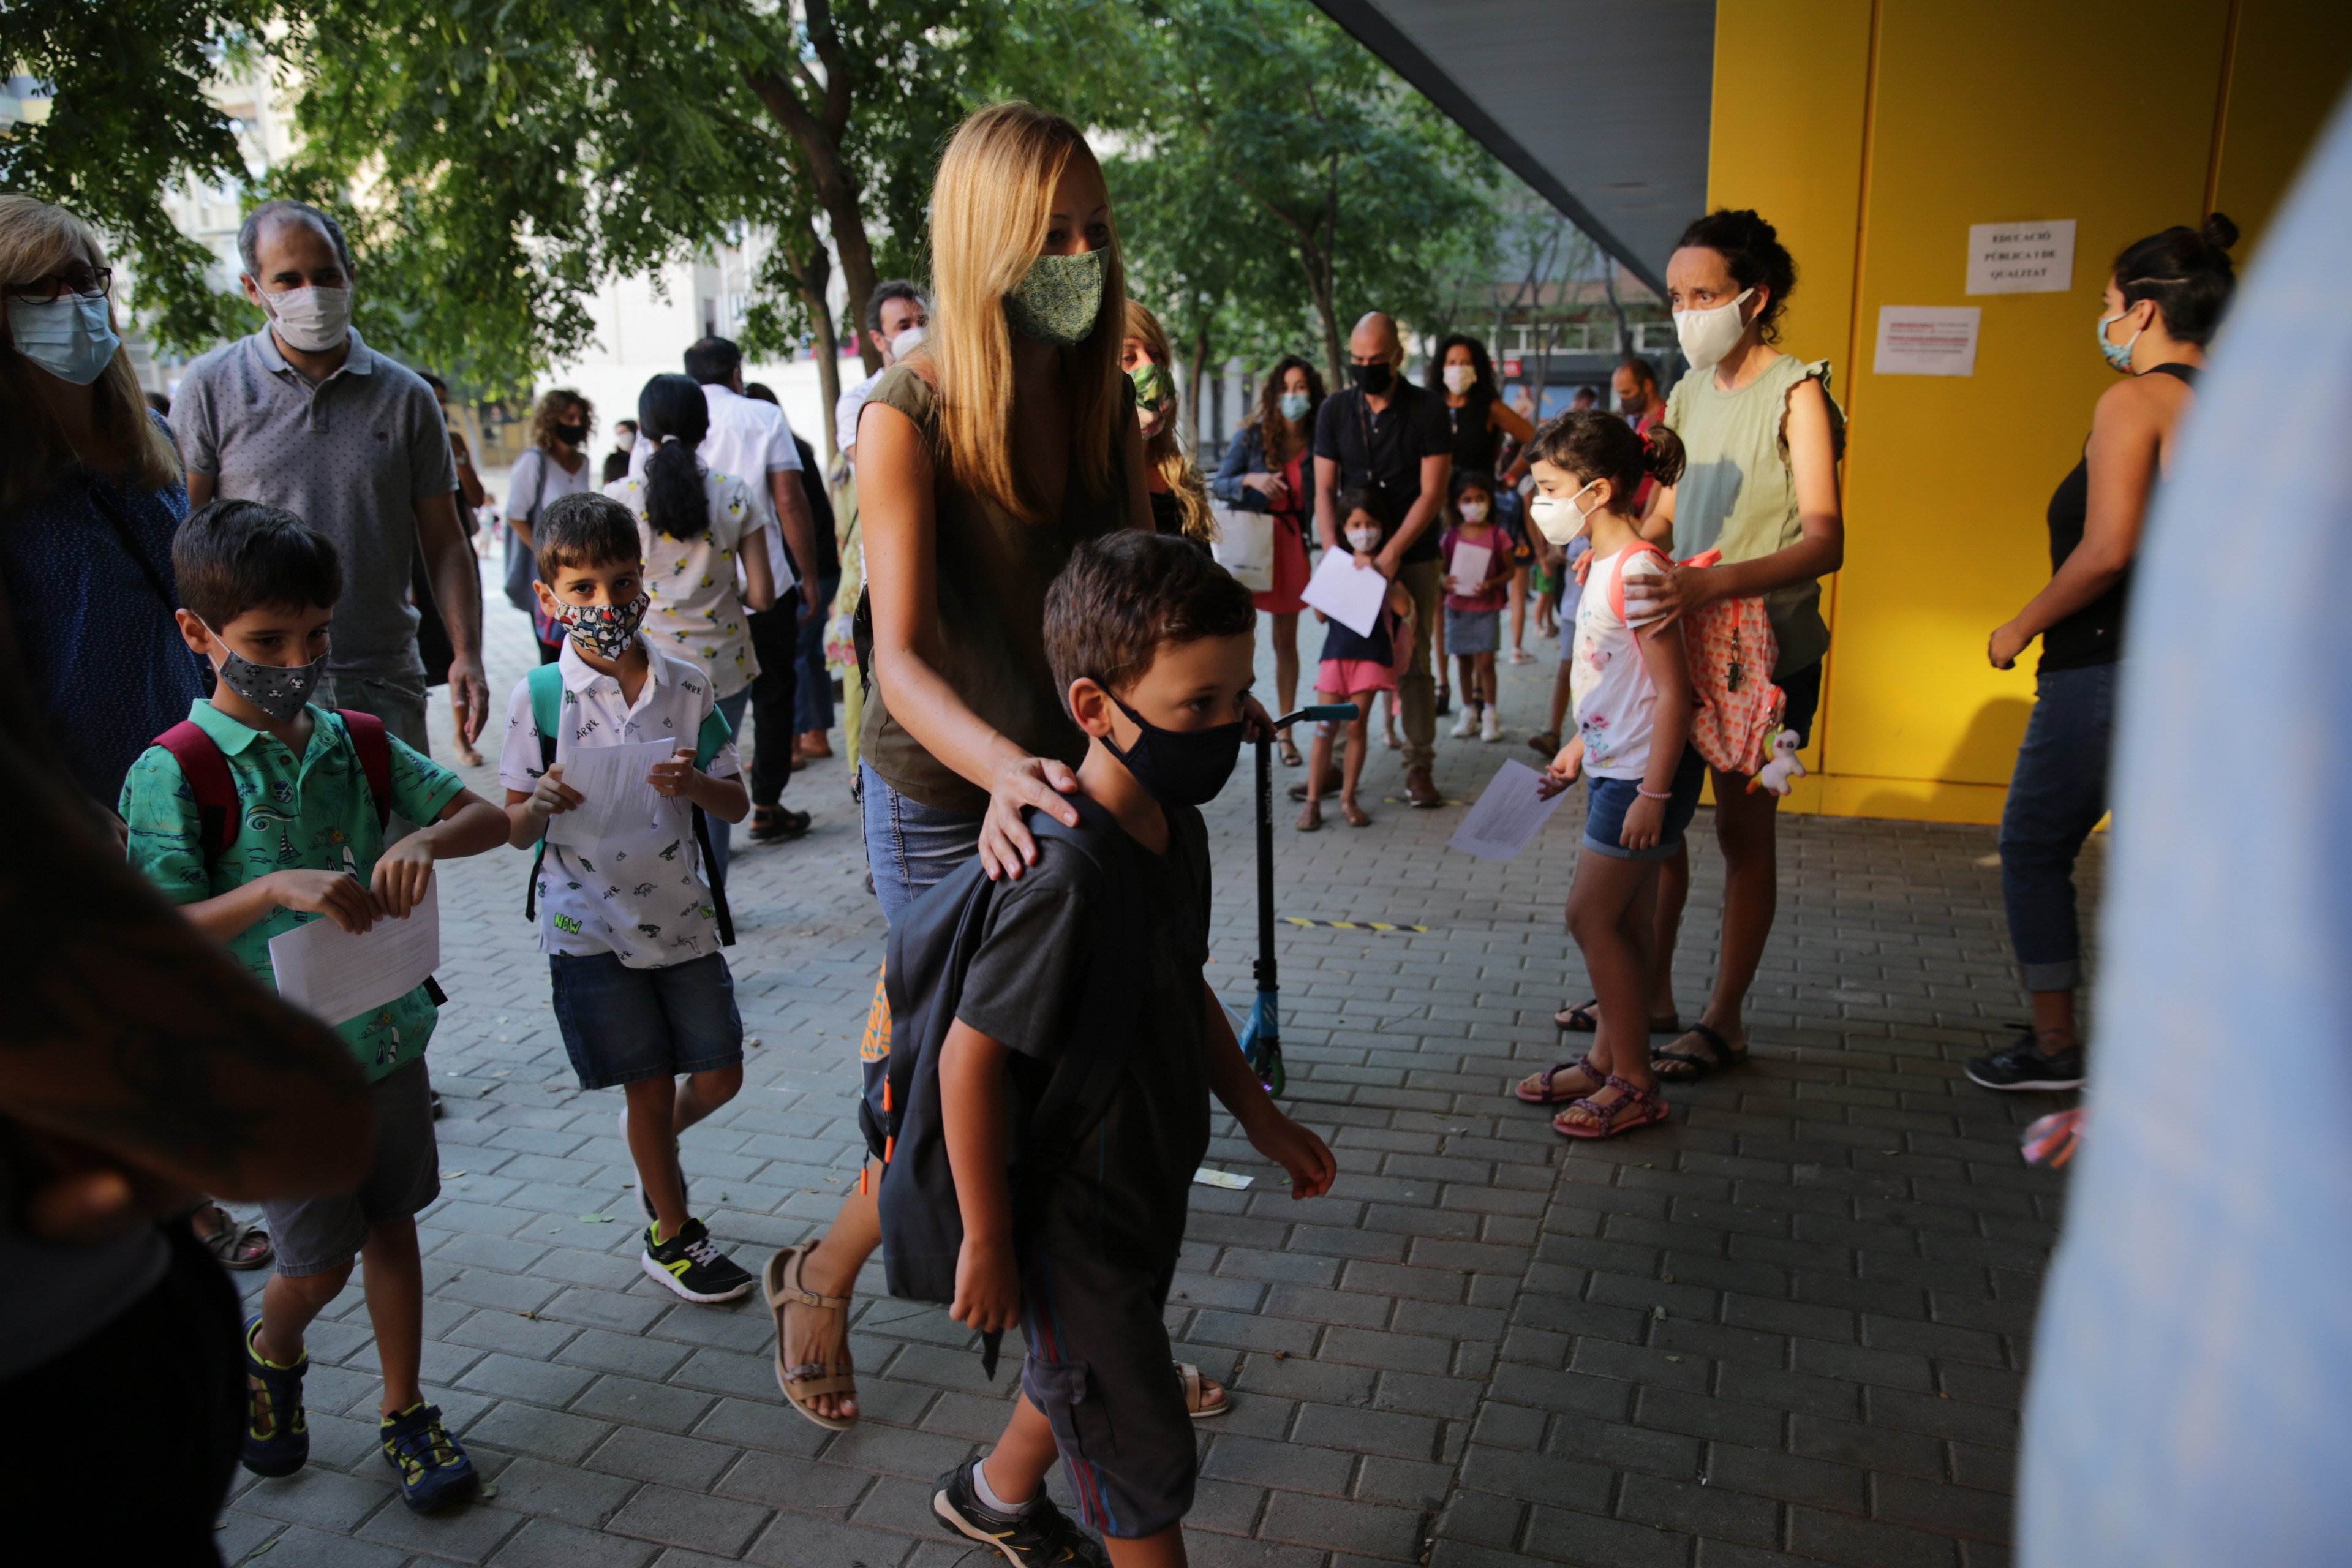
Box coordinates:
[950,1235,1021,1335]
[527,764,584,821]
[1244,1109,1337,1200]
[647,749,698,798]
[372,835,437,919]
[270,869,382,933]
[1620,794,1666,851]
[1352,549,1378,571]
[1536,737,1585,799]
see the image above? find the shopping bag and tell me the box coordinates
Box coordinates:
[1210,503,1274,592]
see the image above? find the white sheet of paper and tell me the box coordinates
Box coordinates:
[1449,541,1493,596]
[1874,305,1981,377]
[544,739,680,849]
[268,882,440,1027]
[1193,1167,1253,1190]
[1966,220,2075,295]
[1449,759,1570,861]
[1303,548,1388,638]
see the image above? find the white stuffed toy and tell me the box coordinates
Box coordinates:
[1747,731,1806,797]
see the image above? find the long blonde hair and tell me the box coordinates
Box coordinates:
[1121,300,1215,543]
[921,103,1125,522]
[0,196,180,514]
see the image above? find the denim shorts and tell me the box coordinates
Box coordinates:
[549,950,744,1090]
[859,761,984,928]
[1583,745,1706,861]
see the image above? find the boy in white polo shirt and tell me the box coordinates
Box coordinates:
[498,491,757,1303]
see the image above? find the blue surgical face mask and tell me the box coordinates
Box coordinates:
[10,294,120,386]
[2096,307,2142,372]
[1278,391,1312,423]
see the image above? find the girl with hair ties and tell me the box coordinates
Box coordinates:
[602,372,776,876]
[1121,298,1216,543]
[763,102,1234,1434]
[1213,352,1325,764]
[1565,208,1845,1083]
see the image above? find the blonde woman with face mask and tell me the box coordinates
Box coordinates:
[761,102,1156,1436]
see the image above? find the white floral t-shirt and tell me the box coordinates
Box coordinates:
[1569,545,1671,780]
[603,464,762,698]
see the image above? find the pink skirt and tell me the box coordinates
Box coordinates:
[1318,658,1396,696]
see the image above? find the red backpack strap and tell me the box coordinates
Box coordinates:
[154,720,238,862]
[1607,543,1676,630]
[336,710,394,831]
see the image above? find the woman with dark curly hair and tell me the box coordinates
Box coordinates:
[502,386,597,665]
[1564,208,1845,1083]
[1212,353,1324,763]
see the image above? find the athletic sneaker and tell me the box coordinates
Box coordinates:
[1450,705,1479,739]
[643,1216,756,1303]
[618,1104,687,1222]
[1964,1029,2086,1091]
[933,1461,1110,1568]
[379,1403,478,1513]
[1480,706,1502,742]
[241,1317,309,1477]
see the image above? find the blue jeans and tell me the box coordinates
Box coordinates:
[709,688,751,881]
[795,572,841,734]
[859,761,982,927]
[1999,662,2119,992]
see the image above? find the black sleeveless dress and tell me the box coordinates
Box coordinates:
[2039,363,2196,671]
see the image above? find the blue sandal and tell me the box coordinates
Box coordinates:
[241,1317,309,1477]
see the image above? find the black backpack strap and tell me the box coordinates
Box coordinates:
[692,805,735,946]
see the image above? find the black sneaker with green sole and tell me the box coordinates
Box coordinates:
[641,1216,755,1303]
[932,1461,1110,1568]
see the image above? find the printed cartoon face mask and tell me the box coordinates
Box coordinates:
[1005,248,1106,345]
[555,592,650,658]
[201,619,326,723]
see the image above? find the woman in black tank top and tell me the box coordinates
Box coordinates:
[1968,216,2237,1095]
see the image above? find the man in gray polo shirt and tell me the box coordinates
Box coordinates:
[172,198,484,754]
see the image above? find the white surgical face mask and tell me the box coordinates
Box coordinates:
[1344,525,1382,554]
[1672,287,1754,371]
[262,284,354,354]
[888,323,926,360]
[1526,479,1602,546]
[1441,364,1476,395]
[1458,499,1488,524]
[10,294,119,386]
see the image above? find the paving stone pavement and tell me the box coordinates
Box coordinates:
[217,574,2088,1567]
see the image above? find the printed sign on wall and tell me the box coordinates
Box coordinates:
[1967,221,2076,295]
[1874,306,1982,377]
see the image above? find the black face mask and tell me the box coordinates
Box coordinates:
[1104,694,1245,809]
[1349,360,1395,396]
[556,421,589,447]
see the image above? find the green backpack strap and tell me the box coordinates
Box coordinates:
[523,664,566,922]
[693,703,732,771]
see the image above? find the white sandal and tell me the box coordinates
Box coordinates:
[766,1245,858,1431]
[1176,1361,1229,1419]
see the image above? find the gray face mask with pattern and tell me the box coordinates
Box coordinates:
[202,619,326,722]
[1005,248,1106,346]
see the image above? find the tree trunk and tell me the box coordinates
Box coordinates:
[745,56,881,375]
[775,223,842,458]
[1185,318,1212,449]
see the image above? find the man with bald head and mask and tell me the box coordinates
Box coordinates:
[1311,312,1453,806]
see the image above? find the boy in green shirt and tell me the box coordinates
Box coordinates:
[118,499,508,1513]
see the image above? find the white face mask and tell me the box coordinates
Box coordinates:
[1344,525,1382,554]
[262,284,354,354]
[1441,364,1477,395]
[10,294,120,386]
[888,323,926,361]
[1672,287,1753,371]
[1458,499,1488,524]
[1526,480,1602,545]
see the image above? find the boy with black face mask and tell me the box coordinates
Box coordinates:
[120,498,511,1510]
[926,532,1337,1568]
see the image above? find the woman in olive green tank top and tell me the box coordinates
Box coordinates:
[762,104,1153,1432]
[1606,210,1845,1080]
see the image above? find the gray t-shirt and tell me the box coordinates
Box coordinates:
[955,804,1213,1272]
[171,327,458,680]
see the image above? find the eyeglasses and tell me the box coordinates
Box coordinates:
[7,268,113,304]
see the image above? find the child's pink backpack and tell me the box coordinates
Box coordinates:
[1607,545,1786,776]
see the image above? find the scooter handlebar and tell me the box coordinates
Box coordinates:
[1276,704,1360,726]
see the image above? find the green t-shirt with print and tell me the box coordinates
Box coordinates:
[119,701,467,1080]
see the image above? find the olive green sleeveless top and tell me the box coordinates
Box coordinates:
[858,364,1132,815]
[1663,353,1842,677]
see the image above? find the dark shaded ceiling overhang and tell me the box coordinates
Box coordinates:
[1310,0,1716,297]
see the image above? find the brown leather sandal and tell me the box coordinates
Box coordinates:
[766,1245,858,1430]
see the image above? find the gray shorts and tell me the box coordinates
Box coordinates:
[1445,607,1500,657]
[1019,1250,1193,1539]
[261,1057,440,1277]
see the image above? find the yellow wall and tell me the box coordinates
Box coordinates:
[1708,0,2352,823]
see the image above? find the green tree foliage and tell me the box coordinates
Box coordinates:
[0,0,276,350]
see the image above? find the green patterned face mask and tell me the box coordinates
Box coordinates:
[1129,360,1173,409]
[1005,248,1106,345]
